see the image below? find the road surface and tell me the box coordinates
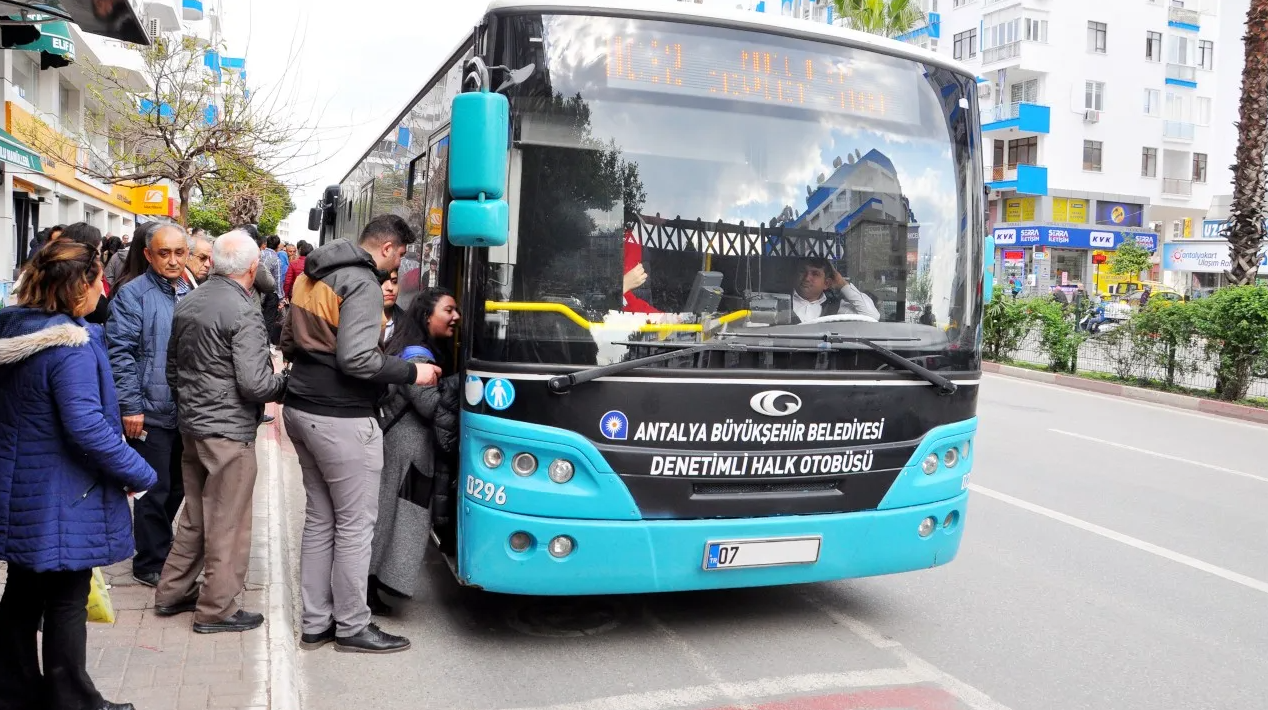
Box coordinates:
[278,373,1268,710]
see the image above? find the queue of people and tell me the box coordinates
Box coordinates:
[0,214,463,708]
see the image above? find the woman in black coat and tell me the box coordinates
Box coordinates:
[367,288,461,614]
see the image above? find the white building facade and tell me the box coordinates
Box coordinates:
[931,0,1243,295]
[0,0,241,298]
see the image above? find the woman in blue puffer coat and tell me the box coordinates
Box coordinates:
[0,240,157,710]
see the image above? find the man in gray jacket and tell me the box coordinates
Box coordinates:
[154,230,288,634]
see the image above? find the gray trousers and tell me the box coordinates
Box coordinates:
[283,407,384,637]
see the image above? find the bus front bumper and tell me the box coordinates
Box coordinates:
[457,492,968,596]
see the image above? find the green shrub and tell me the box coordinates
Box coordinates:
[982,287,1035,361]
[1030,298,1086,373]
[1191,286,1268,401]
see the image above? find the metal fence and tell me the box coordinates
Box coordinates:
[1007,328,1268,400]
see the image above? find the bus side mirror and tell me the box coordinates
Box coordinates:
[307,207,321,232]
[447,91,510,247]
[983,235,996,304]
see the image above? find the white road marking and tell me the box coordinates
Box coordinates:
[983,373,1268,431]
[498,668,931,710]
[1049,429,1268,484]
[804,595,1014,710]
[971,484,1268,595]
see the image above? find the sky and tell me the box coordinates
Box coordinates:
[218,0,486,240]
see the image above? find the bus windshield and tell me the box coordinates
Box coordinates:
[474,13,981,372]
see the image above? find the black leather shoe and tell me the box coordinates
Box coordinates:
[261,414,276,424]
[300,623,336,650]
[335,623,410,654]
[192,609,264,634]
[154,594,198,617]
[132,571,160,588]
[99,702,136,710]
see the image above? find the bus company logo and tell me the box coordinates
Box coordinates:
[994,229,1017,245]
[1019,228,1041,243]
[599,410,629,440]
[1089,231,1115,248]
[750,391,802,417]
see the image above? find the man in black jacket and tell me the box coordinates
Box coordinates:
[282,215,439,654]
[155,229,287,634]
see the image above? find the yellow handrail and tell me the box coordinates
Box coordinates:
[484,301,751,334]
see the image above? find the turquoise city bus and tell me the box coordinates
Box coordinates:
[311,0,990,595]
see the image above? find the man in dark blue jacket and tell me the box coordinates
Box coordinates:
[107,224,191,587]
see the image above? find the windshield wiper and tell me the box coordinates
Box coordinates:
[722,332,958,395]
[547,341,746,393]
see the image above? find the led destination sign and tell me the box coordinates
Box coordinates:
[605,31,919,124]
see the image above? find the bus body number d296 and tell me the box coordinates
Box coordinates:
[466,475,507,506]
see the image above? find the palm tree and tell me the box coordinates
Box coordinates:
[1227,0,1268,285]
[831,0,926,38]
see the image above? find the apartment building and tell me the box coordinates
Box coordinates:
[933,0,1244,294]
[0,0,243,293]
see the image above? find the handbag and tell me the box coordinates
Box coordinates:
[86,568,115,624]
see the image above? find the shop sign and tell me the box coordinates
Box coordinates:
[1162,241,1268,273]
[991,226,1157,251]
[1002,250,1025,263]
[1052,197,1088,224]
[133,185,169,215]
[1003,197,1035,222]
[1201,220,1227,239]
[1094,200,1144,228]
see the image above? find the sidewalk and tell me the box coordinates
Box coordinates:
[0,405,299,710]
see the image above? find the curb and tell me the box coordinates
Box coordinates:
[983,361,1268,426]
[265,403,302,710]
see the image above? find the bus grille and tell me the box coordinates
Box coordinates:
[692,480,839,496]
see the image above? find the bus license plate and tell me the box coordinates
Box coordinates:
[703,536,821,570]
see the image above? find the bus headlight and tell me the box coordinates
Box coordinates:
[943,447,959,469]
[511,453,538,477]
[547,459,574,484]
[921,453,939,475]
[482,446,504,469]
[509,532,533,552]
[548,536,575,558]
[918,517,937,537]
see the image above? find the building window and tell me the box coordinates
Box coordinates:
[1146,31,1163,62]
[1085,81,1105,111]
[1142,147,1158,178]
[1144,89,1161,116]
[1024,18,1048,43]
[1199,40,1214,70]
[1083,140,1103,172]
[953,29,978,59]
[1192,152,1208,183]
[1194,96,1212,125]
[1008,136,1038,165]
[1170,35,1192,65]
[1011,79,1039,104]
[1088,21,1107,54]
[12,56,38,104]
[953,0,972,7]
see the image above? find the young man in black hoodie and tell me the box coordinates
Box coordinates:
[281,214,440,654]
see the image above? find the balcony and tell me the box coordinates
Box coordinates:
[985,163,1048,196]
[983,41,1021,65]
[142,0,182,32]
[981,102,1051,135]
[1168,6,1201,31]
[1163,120,1196,142]
[1166,63,1198,88]
[1162,178,1194,197]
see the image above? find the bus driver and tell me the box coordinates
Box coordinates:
[791,258,880,324]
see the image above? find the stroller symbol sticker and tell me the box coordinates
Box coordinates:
[484,378,515,411]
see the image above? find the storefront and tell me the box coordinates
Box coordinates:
[991,225,1159,295]
[1161,240,1268,296]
